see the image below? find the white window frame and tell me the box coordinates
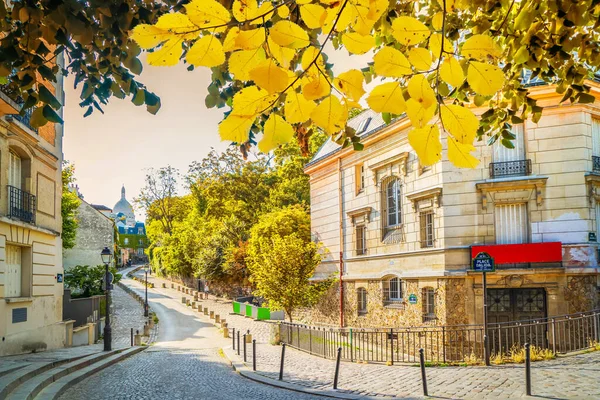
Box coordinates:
[357,287,367,315]
[494,203,528,244]
[8,151,22,189]
[383,277,403,306]
[493,124,525,162]
[384,178,402,230]
[420,210,435,248]
[592,119,600,157]
[422,287,436,322]
[356,225,367,256]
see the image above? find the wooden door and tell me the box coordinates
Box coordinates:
[5,245,22,297]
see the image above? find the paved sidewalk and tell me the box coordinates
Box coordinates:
[142,274,600,399]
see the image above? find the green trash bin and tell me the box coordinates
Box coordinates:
[245,303,253,317]
[256,307,270,320]
[233,301,241,315]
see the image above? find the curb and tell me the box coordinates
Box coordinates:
[221,346,368,400]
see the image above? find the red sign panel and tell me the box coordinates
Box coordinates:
[471,242,563,265]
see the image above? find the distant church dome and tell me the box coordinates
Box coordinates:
[113,186,136,227]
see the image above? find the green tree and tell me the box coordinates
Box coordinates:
[64,265,122,298]
[61,162,80,250]
[247,206,333,322]
[135,166,179,235]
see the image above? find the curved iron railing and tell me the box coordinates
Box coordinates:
[280,309,600,364]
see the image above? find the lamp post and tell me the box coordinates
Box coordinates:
[144,265,149,317]
[101,247,113,351]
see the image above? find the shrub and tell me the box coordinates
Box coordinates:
[65,264,122,298]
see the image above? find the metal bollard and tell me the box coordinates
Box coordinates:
[333,347,342,390]
[237,330,241,356]
[130,328,133,347]
[232,327,236,350]
[252,339,257,371]
[243,334,247,362]
[419,348,428,396]
[279,343,286,381]
[525,343,531,396]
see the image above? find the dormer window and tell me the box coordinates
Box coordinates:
[357,117,372,134]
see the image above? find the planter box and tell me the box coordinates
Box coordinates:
[232,301,241,315]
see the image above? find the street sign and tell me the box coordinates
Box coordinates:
[56,273,63,283]
[589,232,597,242]
[472,252,495,272]
[408,294,417,304]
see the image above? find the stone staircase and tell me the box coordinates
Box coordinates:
[0,346,146,400]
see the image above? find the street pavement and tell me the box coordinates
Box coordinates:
[59,269,320,400]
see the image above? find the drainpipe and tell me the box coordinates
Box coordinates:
[338,158,345,328]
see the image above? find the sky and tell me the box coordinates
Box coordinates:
[63,60,229,220]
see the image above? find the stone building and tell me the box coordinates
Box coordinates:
[63,198,115,270]
[0,62,67,355]
[304,82,600,329]
[110,186,148,265]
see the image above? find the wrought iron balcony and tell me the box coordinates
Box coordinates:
[10,107,37,132]
[8,185,36,224]
[593,156,600,172]
[0,84,38,132]
[489,159,532,178]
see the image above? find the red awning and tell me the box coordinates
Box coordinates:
[471,242,563,264]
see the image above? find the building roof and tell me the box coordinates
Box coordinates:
[113,186,136,223]
[118,223,146,235]
[91,204,112,212]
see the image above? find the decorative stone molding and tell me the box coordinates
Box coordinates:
[347,206,373,226]
[369,152,409,184]
[475,176,548,210]
[406,187,443,211]
[584,173,600,206]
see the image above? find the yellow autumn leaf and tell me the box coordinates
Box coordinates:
[232,86,276,116]
[232,0,258,22]
[373,47,412,77]
[301,46,325,76]
[259,114,295,153]
[130,25,173,49]
[249,59,289,94]
[323,4,357,32]
[367,0,388,21]
[155,14,198,40]
[278,4,290,18]
[185,0,230,31]
[353,5,375,35]
[439,57,465,87]
[300,4,326,29]
[285,89,316,124]
[408,47,432,71]
[406,98,436,128]
[270,21,310,49]
[268,37,296,69]
[250,1,275,25]
[342,32,375,55]
[432,12,444,31]
[229,48,266,81]
[430,33,454,59]
[219,113,256,143]
[146,37,183,66]
[234,28,265,50]
[408,124,442,166]
[440,104,478,144]
[311,95,347,135]
[407,75,436,108]
[302,74,331,101]
[223,27,241,52]
[447,135,480,168]
[333,69,365,102]
[467,61,504,96]
[186,35,225,67]
[391,16,430,46]
[366,82,406,114]
[460,34,502,60]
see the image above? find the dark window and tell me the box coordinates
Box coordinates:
[422,287,436,322]
[12,307,27,323]
[420,210,434,248]
[385,178,402,229]
[357,288,367,315]
[356,225,367,255]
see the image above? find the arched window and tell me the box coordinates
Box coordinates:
[385,178,402,229]
[422,287,436,322]
[383,277,403,306]
[357,287,367,315]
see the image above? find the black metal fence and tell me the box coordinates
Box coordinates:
[8,185,36,224]
[489,159,532,178]
[280,309,600,364]
[593,155,600,172]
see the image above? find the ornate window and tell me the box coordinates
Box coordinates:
[383,277,403,306]
[357,287,367,315]
[422,287,436,323]
[384,178,402,230]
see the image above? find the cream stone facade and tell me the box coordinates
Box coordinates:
[304,83,600,329]
[0,65,66,356]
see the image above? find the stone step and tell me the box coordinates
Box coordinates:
[0,363,27,378]
[0,352,92,399]
[6,349,127,400]
[36,346,147,400]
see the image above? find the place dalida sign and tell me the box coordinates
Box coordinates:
[471,252,495,272]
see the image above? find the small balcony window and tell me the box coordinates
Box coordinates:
[490,124,531,178]
[383,277,403,307]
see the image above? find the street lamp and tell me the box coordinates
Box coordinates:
[101,247,113,352]
[144,264,149,317]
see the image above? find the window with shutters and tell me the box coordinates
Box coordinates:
[355,224,367,256]
[355,163,365,195]
[5,245,22,298]
[357,287,367,315]
[383,178,402,232]
[593,119,600,171]
[419,210,435,248]
[495,203,528,244]
[8,151,22,189]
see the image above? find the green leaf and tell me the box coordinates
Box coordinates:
[577,93,595,104]
[352,141,364,151]
[205,94,217,108]
[39,85,62,109]
[501,138,514,149]
[124,57,143,75]
[42,104,63,123]
[83,106,93,117]
[147,99,161,115]
[382,112,392,124]
[132,89,145,106]
[30,107,47,128]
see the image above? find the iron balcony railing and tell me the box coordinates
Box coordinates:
[0,84,38,133]
[279,309,600,364]
[489,159,532,178]
[8,185,36,224]
[593,155,600,172]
